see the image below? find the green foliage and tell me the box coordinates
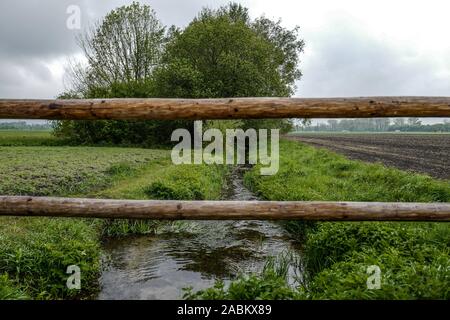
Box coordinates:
[0,217,101,299]
[104,163,135,177]
[0,274,28,300]
[101,219,162,238]
[143,163,227,201]
[0,146,165,196]
[157,3,304,98]
[184,271,300,300]
[74,2,166,91]
[155,3,303,131]
[144,181,202,200]
[302,223,450,299]
[57,2,302,144]
[0,130,63,147]
[242,140,450,299]
[245,140,450,202]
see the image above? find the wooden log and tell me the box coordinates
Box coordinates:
[0,97,449,120]
[1,196,449,221]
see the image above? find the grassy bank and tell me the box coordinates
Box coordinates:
[93,158,227,237]
[190,139,450,299]
[0,143,166,299]
[0,132,227,299]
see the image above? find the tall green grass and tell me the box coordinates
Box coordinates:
[189,139,450,299]
[0,133,228,299]
[0,217,102,299]
[0,144,168,299]
[98,160,228,237]
[0,274,28,300]
[246,140,450,299]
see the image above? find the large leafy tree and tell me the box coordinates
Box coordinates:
[68,1,165,96]
[56,2,304,144]
[56,2,187,145]
[154,3,304,130]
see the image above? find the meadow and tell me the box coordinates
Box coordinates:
[188,140,450,299]
[1,131,449,300]
[0,131,227,299]
[0,130,60,146]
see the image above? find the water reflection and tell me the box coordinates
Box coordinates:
[98,167,300,300]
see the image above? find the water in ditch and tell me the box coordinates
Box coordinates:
[97,166,301,300]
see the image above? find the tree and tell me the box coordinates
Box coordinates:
[153,3,304,131]
[68,2,165,95]
[408,117,422,126]
[374,118,390,131]
[300,118,312,129]
[56,2,305,144]
[393,118,406,126]
[56,2,189,145]
[327,120,338,131]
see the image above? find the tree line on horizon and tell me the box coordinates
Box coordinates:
[296,117,450,132]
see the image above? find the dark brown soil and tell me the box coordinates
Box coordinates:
[286,133,450,180]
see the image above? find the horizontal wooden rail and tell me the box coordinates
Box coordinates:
[1,97,449,120]
[1,196,449,221]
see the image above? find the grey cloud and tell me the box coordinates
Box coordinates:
[0,0,82,59]
[0,0,230,99]
[0,58,62,98]
[296,17,450,97]
[0,1,448,103]
[0,0,235,59]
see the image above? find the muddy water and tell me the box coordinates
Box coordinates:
[98,167,300,300]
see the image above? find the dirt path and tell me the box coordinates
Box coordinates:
[286,133,450,180]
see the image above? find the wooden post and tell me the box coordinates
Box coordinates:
[0,97,449,120]
[1,196,449,221]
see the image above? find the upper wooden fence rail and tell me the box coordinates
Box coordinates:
[1,96,449,221]
[1,96,450,120]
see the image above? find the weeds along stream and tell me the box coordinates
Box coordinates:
[97,166,302,300]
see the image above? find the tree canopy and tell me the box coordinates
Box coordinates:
[154,3,304,98]
[67,2,166,97]
[56,2,304,145]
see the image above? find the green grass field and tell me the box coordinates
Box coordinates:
[1,131,449,300]
[0,131,227,299]
[189,140,450,299]
[0,130,62,146]
[0,146,167,196]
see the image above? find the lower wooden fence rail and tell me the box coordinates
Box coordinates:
[1,196,449,221]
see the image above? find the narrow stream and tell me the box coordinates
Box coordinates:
[98,166,300,300]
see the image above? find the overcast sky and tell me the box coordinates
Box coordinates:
[0,0,449,123]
